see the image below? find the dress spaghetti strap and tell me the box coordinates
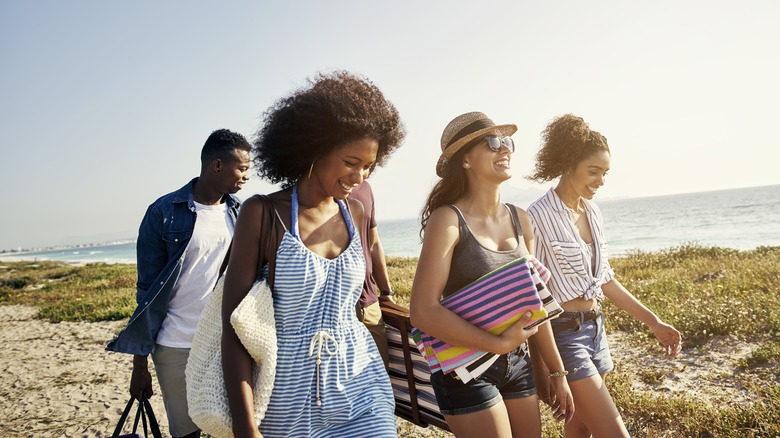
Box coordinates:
[291,182,355,241]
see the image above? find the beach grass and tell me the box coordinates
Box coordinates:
[391,244,780,437]
[0,261,137,322]
[605,244,780,348]
[1,243,778,437]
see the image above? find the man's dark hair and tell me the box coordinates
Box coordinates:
[201,129,252,165]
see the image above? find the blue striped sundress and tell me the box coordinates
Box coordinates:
[258,185,396,438]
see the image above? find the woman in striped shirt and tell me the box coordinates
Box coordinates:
[527,114,682,438]
[221,72,404,438]
[410,112,574,438]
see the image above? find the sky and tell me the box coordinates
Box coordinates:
[1,0,779,250]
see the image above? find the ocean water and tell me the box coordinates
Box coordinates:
[599,184,780,255]
[0,242,138,264]
[2,185,778,264]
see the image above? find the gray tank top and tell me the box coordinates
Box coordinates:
[441,204,530,298]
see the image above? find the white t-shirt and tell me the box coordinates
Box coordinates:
[156,201,234,348]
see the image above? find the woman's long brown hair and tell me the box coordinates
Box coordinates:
[420,145,474,240]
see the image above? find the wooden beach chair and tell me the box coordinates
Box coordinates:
[380,301,450,432]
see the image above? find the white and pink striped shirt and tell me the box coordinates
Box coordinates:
[527,188,615,304]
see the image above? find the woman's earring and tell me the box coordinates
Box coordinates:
[464,162,470,169]
[308,162,315,179]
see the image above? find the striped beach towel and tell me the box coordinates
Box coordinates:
[412,255,561,376]
[380,300,450,431]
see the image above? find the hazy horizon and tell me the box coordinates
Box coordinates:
[3,183,776,252]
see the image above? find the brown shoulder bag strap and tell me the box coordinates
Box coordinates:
[217,194,279,289]
[258,194,278,289]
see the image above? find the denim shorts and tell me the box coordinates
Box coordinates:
[430,343,536,416]
[550,313,614,382]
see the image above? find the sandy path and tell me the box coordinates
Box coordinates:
[0,305,168,437]
[0,305,449,438]
[607,331,759,405]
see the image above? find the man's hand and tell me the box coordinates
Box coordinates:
[378,294,396,304]
[130,355,154,400]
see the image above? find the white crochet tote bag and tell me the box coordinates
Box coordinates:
[186,275,277,438]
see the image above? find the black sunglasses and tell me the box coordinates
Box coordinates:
[484,136,515,153]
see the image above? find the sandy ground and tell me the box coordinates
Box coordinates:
[0,305,155,437]
[607,331,760,406]
[0,305,449,438]
[0,304,762,438]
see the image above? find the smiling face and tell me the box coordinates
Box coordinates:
[567,150,611,200]
[463,131,514,183]
[217,149,251,194]
[313,137,378,200]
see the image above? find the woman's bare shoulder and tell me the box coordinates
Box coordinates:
[424,206,461,245]
[243,190,290,210]
[429,204,459,225]
[510,204,532,222]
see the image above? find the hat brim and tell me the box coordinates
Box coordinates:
[436,123,517,177]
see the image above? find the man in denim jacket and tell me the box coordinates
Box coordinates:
[107,129,251,438]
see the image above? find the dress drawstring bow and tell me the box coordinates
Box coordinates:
[308,330,339,406]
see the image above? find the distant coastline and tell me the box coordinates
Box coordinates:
[0,239,136,256]
[2,184,778,263]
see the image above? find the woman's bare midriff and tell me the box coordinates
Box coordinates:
[561,296,598,312]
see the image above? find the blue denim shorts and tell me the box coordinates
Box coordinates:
[430,343,536,416]
[550,313,614,382]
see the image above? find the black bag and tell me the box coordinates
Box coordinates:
[111,396,163,438]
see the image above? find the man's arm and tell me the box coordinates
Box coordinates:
[129,204,168,398]
[135,204,168,303]
[369,227,394,302]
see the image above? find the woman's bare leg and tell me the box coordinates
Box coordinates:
[565,374,629,438]
[444,399,515,438]
[505,394,542,438]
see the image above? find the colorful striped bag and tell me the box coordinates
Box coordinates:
[411,255,561,378]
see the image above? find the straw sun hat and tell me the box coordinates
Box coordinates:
[437,112,517,177]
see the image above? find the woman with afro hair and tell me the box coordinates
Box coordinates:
[527,114,681,437]
[221,71,404,437]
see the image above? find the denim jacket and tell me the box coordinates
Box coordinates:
[106,178,240,356]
